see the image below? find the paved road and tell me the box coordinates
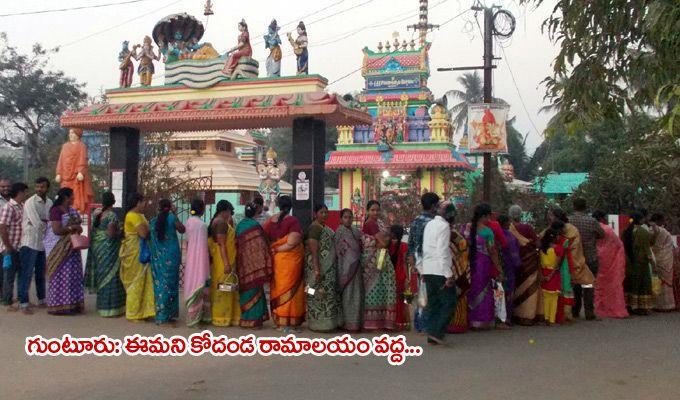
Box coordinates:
[1,294,679,400]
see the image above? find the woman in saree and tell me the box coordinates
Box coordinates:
[591,211,628,318]
[45,188,85,315]
[361,200,397,331]
[447,207,470,334]
[507,205,541,325]
[85,192,125,317]
[184,198,211,327]
[222,19,252,76]
[539,221,567,326]
[498,214,522,327]
[467,203,499,330]
[304,204,340,332]
[236,202,273,328]
[388,224,410,331]
[119,193,155,321]
[550,208,595,321]
[264,195,305,331]
[149,199,185,326]
[335,208,363,332]
[623,212,655,315]
[650,213,676,311]
[208,200,240,326]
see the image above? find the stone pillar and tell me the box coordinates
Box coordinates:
[291,117,326,229]
[109,127,140,214]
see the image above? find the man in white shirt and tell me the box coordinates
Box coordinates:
[19,177,52,312]
[422,201,458,345]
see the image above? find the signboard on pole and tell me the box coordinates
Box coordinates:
[467,103,509,153]
[296,171,310,201]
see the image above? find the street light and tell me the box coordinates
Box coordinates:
[382,170,390,178]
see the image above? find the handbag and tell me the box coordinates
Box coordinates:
[139,238,151,264]
[218,271,239,292]
[417,276,428,308]
[70,234,90,250]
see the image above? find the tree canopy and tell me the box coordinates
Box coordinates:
[0,33,86,172]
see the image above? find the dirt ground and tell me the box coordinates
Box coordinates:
[1,293,679,400]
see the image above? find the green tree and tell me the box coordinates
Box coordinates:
[523,0,680,134]
[0,33,87,177]
[445,72,483,133]
[505,118,530,180]
[444,71,507,134]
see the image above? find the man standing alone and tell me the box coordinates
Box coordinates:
[569,198,604,320]
[422,201,457,345]
[19,177,53,313]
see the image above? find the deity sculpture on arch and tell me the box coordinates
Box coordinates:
[222,19,259,79]
[263,19,282,77]
[118,41,135,88]
[133,36,160,86]
[287,21,308,75]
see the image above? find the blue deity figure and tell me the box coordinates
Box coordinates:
[263,19,282,77]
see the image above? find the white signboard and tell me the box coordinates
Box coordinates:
[111,171,124,208]
[295,171,310,201]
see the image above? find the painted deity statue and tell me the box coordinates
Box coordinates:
[223,19,253,78]
[55,128,94,214]
[165,31,185,63]
[350,188,363,221]
[118,41,135,88]
[287,21,308,75]
[256,148,287,212]
[133,36,160,86]
[501,159,515,182]
[263,19,282,77]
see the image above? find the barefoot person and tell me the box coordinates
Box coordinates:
[44,187,85,315]
[85,192,125,317]
[149,199,185,325]
[119,193,155,321]
[264,195,305,332]
[184,198,211,327]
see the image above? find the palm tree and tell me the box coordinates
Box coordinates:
[443,71,506,134]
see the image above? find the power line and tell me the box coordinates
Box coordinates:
[58,0,185,48]
[328,8,470,86]
[0,0,155,17]
[499,45,542,136]
[249,0,376,50]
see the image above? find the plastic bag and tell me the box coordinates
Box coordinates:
[417,276,428,308]
[139,238,151,264]
[493,280,507,323]
[2,254,12,270]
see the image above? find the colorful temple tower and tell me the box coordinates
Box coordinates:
[325,2,473,218]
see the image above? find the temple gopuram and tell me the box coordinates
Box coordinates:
[325,8,473,218]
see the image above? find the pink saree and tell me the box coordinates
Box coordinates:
[184,217,211,326]
[594,223,629,318]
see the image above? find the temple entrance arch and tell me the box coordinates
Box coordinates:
[61,75,371,228]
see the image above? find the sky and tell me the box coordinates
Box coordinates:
[0,0,558,153]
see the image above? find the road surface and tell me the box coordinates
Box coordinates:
[1,294,678,400]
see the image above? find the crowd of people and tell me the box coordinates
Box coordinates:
[1,176,679,346]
